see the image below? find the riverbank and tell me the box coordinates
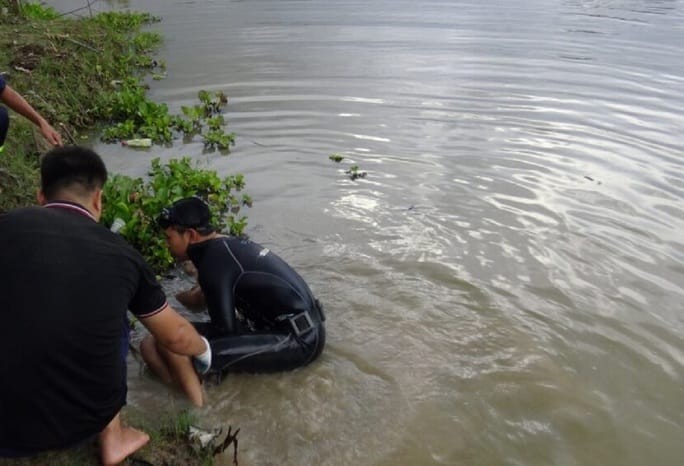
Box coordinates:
[0,2,164,211]
[0,408,216,465]
[0,3,222,464]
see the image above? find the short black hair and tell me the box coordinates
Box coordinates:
[157,197,215,235]
[40,146,108,200]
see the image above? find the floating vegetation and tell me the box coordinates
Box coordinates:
[346,164,367,180]
[101,86,235,152]
[103,157,250,272]
[0,7,165,211]
[329,153,367,180]
[170,91,235,152]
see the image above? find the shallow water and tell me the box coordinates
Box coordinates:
[49,1,684,464]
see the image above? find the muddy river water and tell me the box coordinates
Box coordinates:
[47,1,684,464]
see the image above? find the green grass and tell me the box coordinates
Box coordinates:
[0,408,218,465]
[0,2,163,212]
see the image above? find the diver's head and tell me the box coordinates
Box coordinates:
[157,197,216,259]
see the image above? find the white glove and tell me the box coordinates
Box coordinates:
[193,336,212,375]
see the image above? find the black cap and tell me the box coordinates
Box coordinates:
[157,197,212,230]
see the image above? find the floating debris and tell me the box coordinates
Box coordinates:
[213,425,240,465]
[186,424,240,465]
[188,425,223,449]
[346,165,367,180]
[122,138,152,148]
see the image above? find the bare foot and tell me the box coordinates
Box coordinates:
[99,414,150,465]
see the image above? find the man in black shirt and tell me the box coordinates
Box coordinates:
[0,147,212,465]
[140,197,326,402]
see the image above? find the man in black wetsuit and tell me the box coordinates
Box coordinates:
[140,197,326,400]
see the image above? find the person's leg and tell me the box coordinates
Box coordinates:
[139,334,204,407]
[98,412,149,466]
[157,340,204,407]
[211,332,307,373]
[209,309,325,374]
[140,334,173,384]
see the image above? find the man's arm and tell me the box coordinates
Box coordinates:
[175,284,207,312]
[138,304,207,357]
[0,84,62,146]
[200,271,240,333]
[138,305,209,406]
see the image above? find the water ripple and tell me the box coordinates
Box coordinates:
[45,0,684,463]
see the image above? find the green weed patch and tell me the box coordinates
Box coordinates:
[1,3,250,273]
[103,157,251,272]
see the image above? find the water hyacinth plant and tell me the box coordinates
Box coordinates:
[102,157,251,273]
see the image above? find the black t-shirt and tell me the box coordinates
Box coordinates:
[188,236,317,334]
[0,202,167,453]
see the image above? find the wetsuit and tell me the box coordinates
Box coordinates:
[187,236,325,378]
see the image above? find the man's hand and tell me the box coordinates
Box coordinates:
[39,121,63,147]
[1,84,63,147]
[176,285,206,312]
[193,336,212,375]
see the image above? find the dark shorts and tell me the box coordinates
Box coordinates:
[0,106,8,146]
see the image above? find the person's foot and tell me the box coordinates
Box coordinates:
[99,415,150,465]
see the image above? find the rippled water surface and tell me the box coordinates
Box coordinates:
[50,1,684,464]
